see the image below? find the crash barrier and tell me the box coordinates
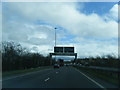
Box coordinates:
[76,65,120,73]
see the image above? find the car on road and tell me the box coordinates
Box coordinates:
[53,64,60,68]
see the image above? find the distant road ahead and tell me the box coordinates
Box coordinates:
[2,66,118,88]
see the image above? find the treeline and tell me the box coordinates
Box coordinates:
[76,55,120,68]
[2,41,54,72]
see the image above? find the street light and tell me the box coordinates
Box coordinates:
[50,27,57,65]
[54,27,57,47]
[54,27,57,63]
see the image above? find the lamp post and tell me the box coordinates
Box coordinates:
[50,27,57,65]
[54,27,57,47]
[54,27,57,63]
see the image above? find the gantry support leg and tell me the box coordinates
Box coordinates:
[50,53,52,65]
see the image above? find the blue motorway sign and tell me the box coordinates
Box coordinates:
[54,47,63,53]
[54,47,74,53]
[64,47,74,53]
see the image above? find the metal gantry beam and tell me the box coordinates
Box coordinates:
[50,53,77,65]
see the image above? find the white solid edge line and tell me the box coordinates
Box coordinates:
[75,68,106,89]
[2,69,51,81]
[44,78,50,82]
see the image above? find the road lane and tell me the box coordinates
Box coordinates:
[43,66,103,88]
[2,68,55,88]
[2,66,117,88]
[2,68,52,81]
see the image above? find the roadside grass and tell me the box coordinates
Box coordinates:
[73,66,119,86]
[2,66,52,78]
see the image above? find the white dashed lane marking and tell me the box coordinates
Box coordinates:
[44,78,50,82]
[56,72,59,74]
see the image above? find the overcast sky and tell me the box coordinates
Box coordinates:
[2,1,119,59]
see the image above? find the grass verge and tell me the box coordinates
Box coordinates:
[2,66,52,78]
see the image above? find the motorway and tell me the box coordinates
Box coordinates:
[2,66,118,88]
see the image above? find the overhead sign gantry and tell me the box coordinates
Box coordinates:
[50,46,77,64]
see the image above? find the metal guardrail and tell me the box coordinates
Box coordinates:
[74,65,120,73]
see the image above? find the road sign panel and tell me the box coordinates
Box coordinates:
[54,47,63,53]
[54,47,74,53]
[64,47,74,53]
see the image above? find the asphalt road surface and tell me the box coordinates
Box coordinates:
[2,66,118,88]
